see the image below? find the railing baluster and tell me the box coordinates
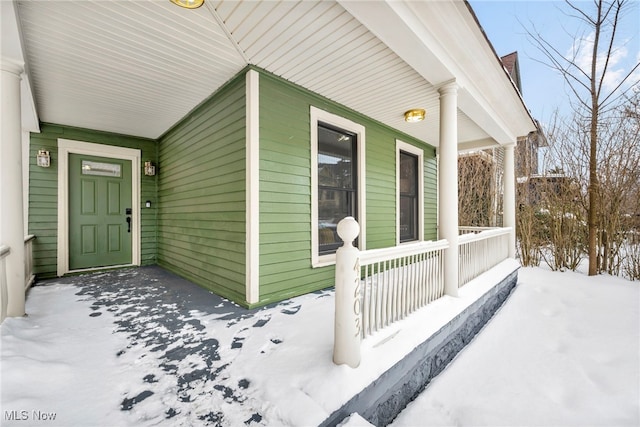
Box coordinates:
[363,264,369,337]
[374,261,381,333]
[457,227,512,287]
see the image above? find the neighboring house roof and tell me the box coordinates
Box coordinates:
[4,0,536,146]
[501,51,523,94]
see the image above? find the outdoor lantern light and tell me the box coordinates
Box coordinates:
[36,149,50,167]
[144,161,156,176]
[170,0,204,9]
[404,109,426,123]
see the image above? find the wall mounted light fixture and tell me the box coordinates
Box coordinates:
[37,149,50,167]
[170,0,204,9]
[144,161,156,176]
[404,109,426,123]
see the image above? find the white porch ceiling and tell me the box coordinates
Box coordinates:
[14,0,532,145]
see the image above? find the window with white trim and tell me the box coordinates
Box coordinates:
[318,123,357,254]
[311,107,365,267]
[396,140,424,244]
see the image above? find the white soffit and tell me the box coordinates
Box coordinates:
[16,0,496,145]
[17,0,246,139]
[213,0,488,146]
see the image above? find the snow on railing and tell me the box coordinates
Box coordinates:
[24,235,36,289]
[458,227,511,287]
[333,217,449,368]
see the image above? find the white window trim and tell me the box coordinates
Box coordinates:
[57,139,141,276]
[311,106,366,268]
[396,140,424,245]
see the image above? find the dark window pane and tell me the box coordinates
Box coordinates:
[400,152,417,195]
[399,196,416,242]
[319,189,355,254]
[399,151,418,242]
[318,123,357,255]
[318,125,354,189]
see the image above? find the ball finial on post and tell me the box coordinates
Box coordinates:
[333,216,362,368]
[337,217,359,247]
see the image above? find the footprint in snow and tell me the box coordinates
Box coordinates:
[281,305,301,315]
[253,316,271,327]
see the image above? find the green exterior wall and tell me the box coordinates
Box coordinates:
[28,123,157,278]
[156,75,247,304]
[257,71,437,305]
[26,68,437,308]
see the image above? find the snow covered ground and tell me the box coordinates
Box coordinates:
[1,265,638,426]
[391,266,640,426]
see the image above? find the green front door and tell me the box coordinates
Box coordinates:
[69,153,132,270]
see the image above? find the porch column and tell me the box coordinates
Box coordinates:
[438,81,459,297]
[0,57,26,317]
[503,143,516,258]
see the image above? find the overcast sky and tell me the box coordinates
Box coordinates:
[468,0,640,124]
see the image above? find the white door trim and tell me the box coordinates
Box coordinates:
[57,139,141,276]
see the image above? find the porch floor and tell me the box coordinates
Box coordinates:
[1,262,519,426]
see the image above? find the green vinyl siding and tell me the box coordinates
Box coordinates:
[424,155,438,240]
[157,74,246,304]
[28,123,157,278]
[257,71,437,304]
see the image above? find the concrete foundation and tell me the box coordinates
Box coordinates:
[320,267,519,427]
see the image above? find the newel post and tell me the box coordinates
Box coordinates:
[333,217,361,368]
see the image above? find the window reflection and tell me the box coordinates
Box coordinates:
[318,123,357,254]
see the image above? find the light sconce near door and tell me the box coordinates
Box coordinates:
[36,149,50,167]
[404,109,426,123]
[170,0,204,9]
[144,161,156,176]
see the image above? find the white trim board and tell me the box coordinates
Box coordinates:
[396,139,425,245]
[245,69,260,304]
[310,106,366,268]
[56,139,141,276]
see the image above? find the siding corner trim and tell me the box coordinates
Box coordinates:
[245,69,260,304]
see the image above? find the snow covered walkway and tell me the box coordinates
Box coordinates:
[1,265,638,426]
[391,267,640,426]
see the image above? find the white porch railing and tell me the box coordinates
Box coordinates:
[458,226,499,235]
[25,235,36,289]
[1,236,36,322]
[359,239,449,339]
[333,219,512,367]
[458,227,511,287]
[333,217,449,368]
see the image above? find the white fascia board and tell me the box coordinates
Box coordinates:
[1,1,24,61]
[457,138,500,153]
[2,0,39,133]
[339,0,455,86]
[457,88,516,145]
[21,73,39,133]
